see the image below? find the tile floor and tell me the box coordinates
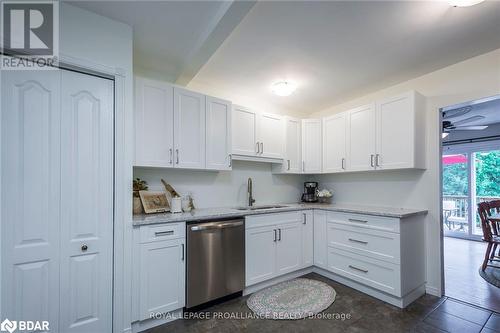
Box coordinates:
[144,272,500,333]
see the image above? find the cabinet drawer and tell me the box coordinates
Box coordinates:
[327,248,401,296]
[246,211,302,229]
[140,223,185,243]
[327,223,400,264]
[326,212,400,233]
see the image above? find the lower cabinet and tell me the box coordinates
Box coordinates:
[245,211,312,286]
[133,223,186,322]
[313,210,327,269]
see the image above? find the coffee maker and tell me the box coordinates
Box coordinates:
[301,182,318,202]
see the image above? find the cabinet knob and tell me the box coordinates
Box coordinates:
[81,244,88,252]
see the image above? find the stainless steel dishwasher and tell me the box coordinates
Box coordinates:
[186,219,245,308]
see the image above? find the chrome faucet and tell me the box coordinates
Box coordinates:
[247,177,256,207]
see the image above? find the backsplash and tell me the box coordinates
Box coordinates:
[134,160,305,209]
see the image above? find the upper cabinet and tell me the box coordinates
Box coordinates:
[274,117,301,173]
[323,113,347,173]
[135,77,174,167]
[346,104,377,171]
[232,106,284,161]
[375,91,425,170]
[206,96,232,170]
[134,77,231,171]
[302,119,322,173]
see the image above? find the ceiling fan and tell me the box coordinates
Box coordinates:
[442,115,488,134]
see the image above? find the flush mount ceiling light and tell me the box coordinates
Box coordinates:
[448,0,484,7]
[271,81,297,97]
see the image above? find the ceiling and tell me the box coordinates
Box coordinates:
[69,1,500,115]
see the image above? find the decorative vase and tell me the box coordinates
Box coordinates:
[133,197,143,214]
[318,196,332,204]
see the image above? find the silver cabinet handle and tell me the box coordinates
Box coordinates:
[278,228,281,241]
[348,238,368,245]
[155,230,174,237]
[341,158,345,170]
[169,148,173,164]
[256,142,260,154]
[370,154,374,167]
[176,149,179,164]
[181,243,184,261]
[287,159,290,171]
[261,142,263,154]
[376,154,380,167]
[303,213,307,224]
[348,218,368,224]
[229,154,232,167]
[302,161,305,172]
[348,265,368,273]
[273,229,277,242]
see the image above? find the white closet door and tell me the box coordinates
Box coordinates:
[347,104,376,171]
[323,113,347,173]
[1,70,61,329]
[206,96,231,170]
[173,87,206,169]
[59,71,114,333]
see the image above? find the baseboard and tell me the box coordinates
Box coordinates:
[425,285,441,297]
[243,267,314,296]
[131,309,182,333]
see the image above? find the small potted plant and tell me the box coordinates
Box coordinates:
[133,178,148,214]
[317,189,333,204]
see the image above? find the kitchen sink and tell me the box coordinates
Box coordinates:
[234,204,289,211]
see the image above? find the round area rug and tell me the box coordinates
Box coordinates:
[247,278,336,320]
[479,266,500,287]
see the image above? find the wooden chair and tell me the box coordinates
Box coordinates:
[478,201,500,271]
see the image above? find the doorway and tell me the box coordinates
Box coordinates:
[440,94,500,312]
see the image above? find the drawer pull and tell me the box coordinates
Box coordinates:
[348,238,368,245]
[348,218,368,224]
[155,230,174,237]
[348,265,368,273]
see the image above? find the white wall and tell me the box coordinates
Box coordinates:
[134,161,304,208]
[309,48,500,296]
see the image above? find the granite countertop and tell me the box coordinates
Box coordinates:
[133,203,428,226]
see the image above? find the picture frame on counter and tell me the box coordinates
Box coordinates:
[139,191,170,213]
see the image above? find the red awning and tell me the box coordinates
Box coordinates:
[442,154,467,165]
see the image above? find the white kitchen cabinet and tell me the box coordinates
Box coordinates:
[258,113,284,159]
[206,96,232,170]
[313,210,327,269]
[346,104,376,171]
[275,221,302,275]
[139,239,185,320]
[135,77,174,167]
[232,105,258,156]
[302,119,322,173]
[323,113,347,173]
[245,225,277,286]
[173,87,206,169]
[273,117,301,173]
[301,211,314,267]
[375,91,425,170]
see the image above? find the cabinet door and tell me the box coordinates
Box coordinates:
[135,77,174,167]
[258,113,284,159]
[1,70,61,327]
[301,211,314,267]
[245,225,276,286]
[173,87,206,169]
[283,117,301,173]
[139,239,185,320]
[232,105,258,156]
[59,71,114,333]
[376,92,415,170]
[347,104,376,171]
[313,210,327,269]
[323,113,347,173]
[206,96,232,170]
[302,119,322,173]
[275,222,302,276]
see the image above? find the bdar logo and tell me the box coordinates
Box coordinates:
[0,319,17,333]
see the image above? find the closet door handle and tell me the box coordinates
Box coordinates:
[260,142,263,154]
[256,142,260,154]
[176,149,179,164]
[370,154,374,167]
[169,148,173,164]
[229,154,232,167]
